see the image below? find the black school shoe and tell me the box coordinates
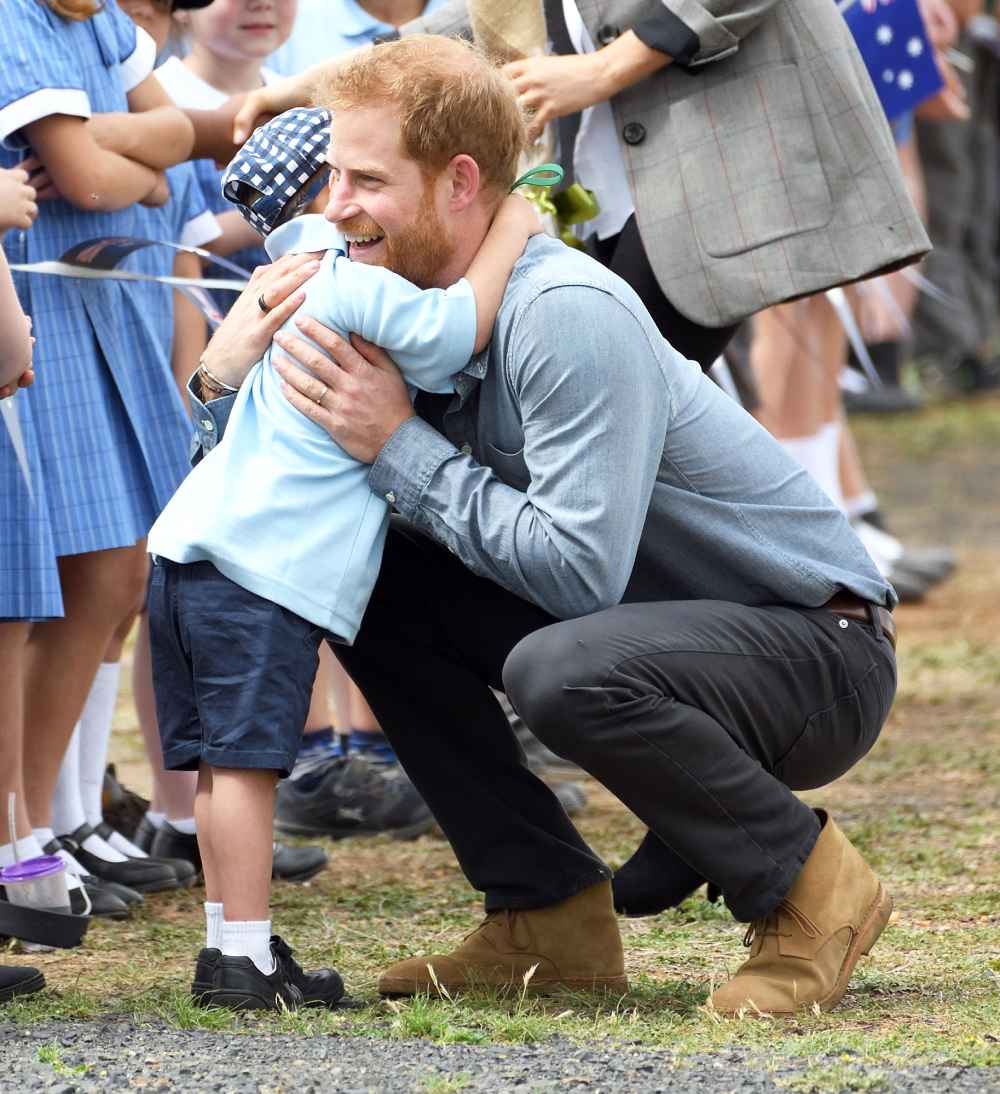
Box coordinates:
[39,837,136,919]
[59,824,178,894]
[193,936,345,1010]
[93,821,196,888]
[0,965,45,1003]
[151,822,328,884]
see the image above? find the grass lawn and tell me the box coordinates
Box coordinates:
[4,397,999,1091]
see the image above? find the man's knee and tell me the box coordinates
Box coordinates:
[502,622,607,758]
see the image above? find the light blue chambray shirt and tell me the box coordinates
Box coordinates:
[189,235,895,621]
[267,0,448,76]
[149,215,476,640]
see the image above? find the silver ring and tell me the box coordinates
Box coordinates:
[314,385,327,405]
[257,293,271,315]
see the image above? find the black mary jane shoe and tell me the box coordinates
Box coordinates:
[93,821,196,888]
[59,824,178,894]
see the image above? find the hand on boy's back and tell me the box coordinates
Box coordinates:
[272,321,415,464]
[496,193,545,240]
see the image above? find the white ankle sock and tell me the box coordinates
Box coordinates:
[205,902,224,950]
[145,810,166,830]
[168,817,197,836]
[79,661,121,828]
[34,828,85,890]
[222,919,274,975]
[106,830,147,858]
[0,836,45,867]
[51,726,127,862]
[780,422,845,510]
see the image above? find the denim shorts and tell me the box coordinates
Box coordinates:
[148,558,325,777]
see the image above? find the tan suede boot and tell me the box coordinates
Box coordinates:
[378,881,628,997]
[710,812,893,1016]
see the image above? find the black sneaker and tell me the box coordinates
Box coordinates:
[275,754,434,840]
[0,965,45,1003]
[191,947,221,1004]
[94,820,196,888]
[270,935,344,1008]
[194,938,344,1010]
[59,824,178,894]
[204,949,304,1012]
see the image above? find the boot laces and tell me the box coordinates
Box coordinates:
[743,899,821,948]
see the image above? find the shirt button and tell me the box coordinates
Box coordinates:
[623,122,647,146]
[202,419,214,432]
[385,491,396,504]
[461,443,472,455]
[839,618,849,629]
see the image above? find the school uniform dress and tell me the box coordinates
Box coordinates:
[0,0,189,618]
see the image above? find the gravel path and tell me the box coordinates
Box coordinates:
[2,1020,998,1093]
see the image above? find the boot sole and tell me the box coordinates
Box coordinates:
[379,974,629,998]
[818,882,893,1014]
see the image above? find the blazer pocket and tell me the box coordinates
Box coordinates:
[486,443,530,490]
[672,62,834,258]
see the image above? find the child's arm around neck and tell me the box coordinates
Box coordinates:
[465,195,543,354]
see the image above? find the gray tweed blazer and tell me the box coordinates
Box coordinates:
[401,0,931,326]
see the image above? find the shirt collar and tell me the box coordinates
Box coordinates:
[265,215,347,260]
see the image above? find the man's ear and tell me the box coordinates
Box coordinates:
[446,154,481,212]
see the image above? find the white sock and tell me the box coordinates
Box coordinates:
[51,726,127,862]
[844,488,879,522]
[34,828,85,890]
[205,902,224,950]
[0,835,45,867]
[106,830,147,858]
[221,919,274,975]
[51,724,88,837]
[780,422,844,510]
[78,661,121,828]
[168,817,197,835]
[145,810,166,830]
[852,518,903,576]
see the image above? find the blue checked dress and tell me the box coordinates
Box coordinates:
[0,0,191,617]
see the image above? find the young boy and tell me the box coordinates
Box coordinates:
[146,107,541,1011]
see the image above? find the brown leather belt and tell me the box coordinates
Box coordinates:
[823,591,897,652]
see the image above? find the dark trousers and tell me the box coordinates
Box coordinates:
[592,216,740,369]
[336,523,896,922]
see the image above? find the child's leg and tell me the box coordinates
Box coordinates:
[207,767,279,974]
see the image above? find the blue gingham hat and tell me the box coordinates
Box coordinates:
[222,107,332,236]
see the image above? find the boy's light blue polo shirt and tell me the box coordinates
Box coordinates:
[147,214,476,641]
[268,0,448,76]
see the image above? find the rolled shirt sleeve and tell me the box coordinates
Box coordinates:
[370,285,670,620]
[186,375,237,464]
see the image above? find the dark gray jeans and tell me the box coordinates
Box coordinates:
[337,522,896,923]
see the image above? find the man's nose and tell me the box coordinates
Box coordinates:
[323,183,361,225]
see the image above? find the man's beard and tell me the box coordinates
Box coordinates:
[341,184,451,288]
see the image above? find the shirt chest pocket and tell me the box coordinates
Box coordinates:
[486,443,530,491]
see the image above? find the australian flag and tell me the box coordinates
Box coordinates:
[842,0,943,120]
